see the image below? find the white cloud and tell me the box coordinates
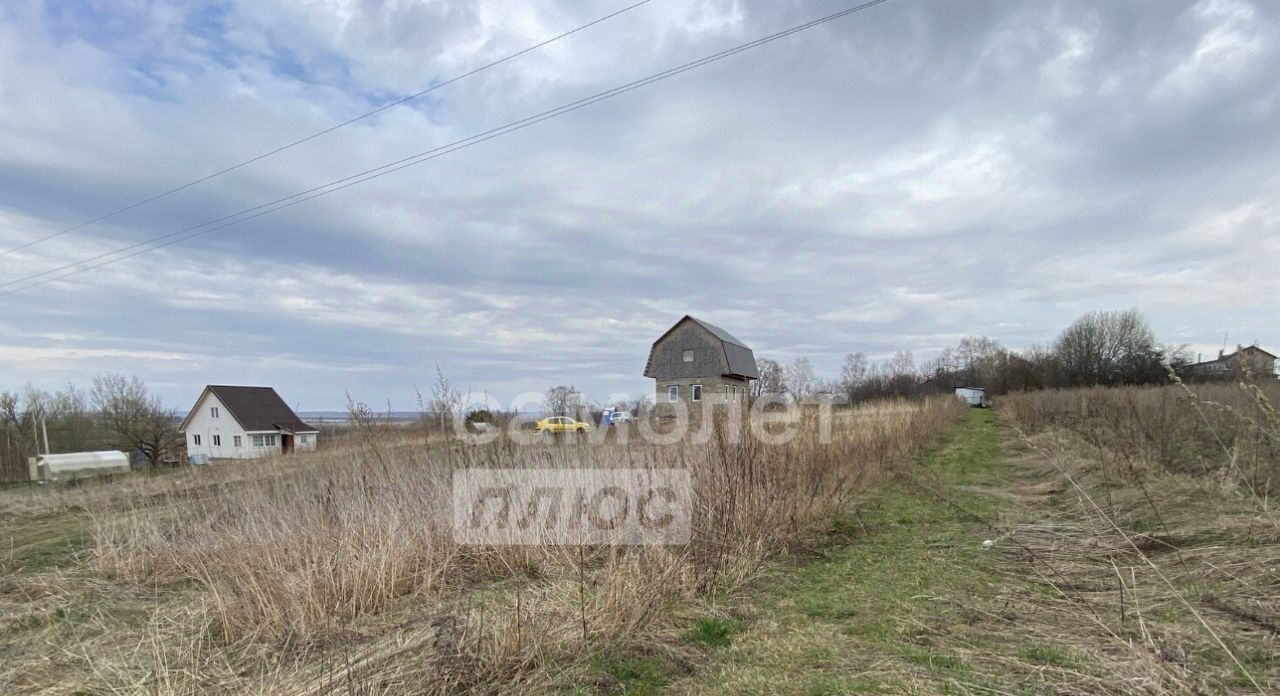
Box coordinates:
[0,0,1278,407]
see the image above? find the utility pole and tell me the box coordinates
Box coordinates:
[41,416,51,456]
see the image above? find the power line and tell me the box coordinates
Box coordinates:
[0,0,893,298]
[0,0,655,259]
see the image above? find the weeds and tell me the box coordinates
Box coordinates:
[0,397,965,693]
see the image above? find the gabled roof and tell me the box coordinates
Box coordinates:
[1240,345,1278,360]
[645,315,760,379]
[1184,345,1278,369]
[180,385,318,433]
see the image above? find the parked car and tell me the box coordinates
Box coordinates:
[609,411,635,424]
[534,416,591,433]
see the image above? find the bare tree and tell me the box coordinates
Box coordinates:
[839,352,869,403]
[752,358,785,399]
[1053,309,1161,386]
[91,374,181,468]
[0,391,39,480]
[544,385,584,417]
[49,384,96,453]
[784,356,816,401]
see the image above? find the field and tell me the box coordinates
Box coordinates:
[0,399,963,694]
[2,380,1276,695]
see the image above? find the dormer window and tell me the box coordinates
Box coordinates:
[682,349,693,362]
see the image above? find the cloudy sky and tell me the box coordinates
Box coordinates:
[1,0,1277,411]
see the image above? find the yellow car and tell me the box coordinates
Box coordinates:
[534,416,591,433]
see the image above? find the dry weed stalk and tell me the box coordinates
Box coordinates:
[62,396,965,693]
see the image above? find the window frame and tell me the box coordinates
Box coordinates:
[691,384,702,402]
[210,406,219,418]
[682,349,694,363]
[667,385,679,402]
[212,434,221,447]
[234,435,242,447]
[192,434,201,446]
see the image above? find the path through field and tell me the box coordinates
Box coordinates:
[577,409,1273,694]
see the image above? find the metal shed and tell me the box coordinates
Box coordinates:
[954,387,987,408]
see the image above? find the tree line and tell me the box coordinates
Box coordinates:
[755,308,1203,405]
[0,374,182,481]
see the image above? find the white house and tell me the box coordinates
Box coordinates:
[954,386,987,408]
[180,385,319,461]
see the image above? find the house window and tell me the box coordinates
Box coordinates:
[192,434,201,446]
[300,435,309,444]
[252,435,264,447]
[682,349,694,362]
[692,384,702,402]
[212,435,221,447]
[265,434,277,446]
[234,436,242,447]
[210,407,219,418]
[668,385,678,402]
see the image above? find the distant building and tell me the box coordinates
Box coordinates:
[954,386,987,407]
[1179,345,1277,381]
[644,315,758,405]
[179,385,319,461]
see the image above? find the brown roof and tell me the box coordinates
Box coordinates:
[204,385,317,433]
[1240,345,1278,360]
[1185,345,1278,369]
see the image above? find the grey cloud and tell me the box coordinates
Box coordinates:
[1,0,1277,408]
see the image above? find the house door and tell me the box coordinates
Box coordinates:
[282,434,294,454]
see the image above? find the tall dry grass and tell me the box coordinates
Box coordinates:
[76,397,964,693]
[1000,380,1280,495]
[996,379,1280,692]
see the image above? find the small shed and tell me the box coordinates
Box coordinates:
[954,387,987,408]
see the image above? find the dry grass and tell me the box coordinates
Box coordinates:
[996,380,1280,693]
[0,397,964,694]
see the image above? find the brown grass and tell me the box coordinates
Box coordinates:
[996,379,1280,693]
[0,397,964,694]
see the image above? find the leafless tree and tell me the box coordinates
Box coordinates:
[752,358,785,399]
[91,374,181,468]
[839,352,869,399]
[544,385,584,417]
[784,356,817,401]
[1053,308,1162,386]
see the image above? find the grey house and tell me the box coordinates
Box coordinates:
[644,316,759,405]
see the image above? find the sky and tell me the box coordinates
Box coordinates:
[0,0,1277,412]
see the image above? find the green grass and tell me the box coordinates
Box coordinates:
[684,617,738,648]
[653,409,1054,694]
[899,645,968,671]
[1017,644,1074,666]
[0,510,91,572]
[592,650,681,695]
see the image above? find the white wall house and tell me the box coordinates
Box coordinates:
[954,386,987,407]
[180,385,319,462]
